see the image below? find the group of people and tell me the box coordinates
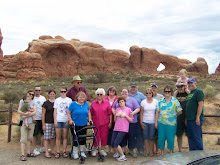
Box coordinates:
[18,69,204,162]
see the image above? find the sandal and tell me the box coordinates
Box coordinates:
[26,153,36,157]
[55,153,60,159]
[45,154,51,158]
[63,152,68,158]
[20,155,27,161]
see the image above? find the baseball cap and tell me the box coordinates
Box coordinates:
[187,78,196,83]
[151,83,158,88]
[130,82,137,87]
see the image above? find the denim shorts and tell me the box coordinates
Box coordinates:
[57,122,69,129]
[143,122,155,140]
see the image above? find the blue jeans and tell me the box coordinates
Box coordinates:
[128,122,137,150]
[136,114,144,152]
[143,123,155,140]
[187,120,203,150]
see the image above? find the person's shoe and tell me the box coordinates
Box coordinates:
[117,155,127,161]
[33,148,40,156]
[139,151,144,155]
[81,152,87,158]
[113,152,120,158]
[132,151,137,158]
[72,150,79,159]
[39,147,45,153]
[91,150,96,157]
[48,148,51,152]
[101,150,107,156]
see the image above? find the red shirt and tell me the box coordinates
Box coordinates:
[90,99,112,126]
[66,86,90,101]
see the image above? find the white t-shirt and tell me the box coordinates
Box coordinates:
[141,98,158,124]
[33,95,46,120]
[54,97,72,122]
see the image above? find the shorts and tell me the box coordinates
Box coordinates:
[43,123,56,140]
[20,123,35,143]
[33,120,44,136]
[57,122,69,129]
[143,123,155,140]
[176,114,187,137]
[111,131,127,148]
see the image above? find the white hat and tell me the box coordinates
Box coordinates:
[72,75,82,81]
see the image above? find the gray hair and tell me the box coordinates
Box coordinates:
[95,88,106,96]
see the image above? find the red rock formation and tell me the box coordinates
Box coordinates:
[215,63,220,75]
[0,28,5,80]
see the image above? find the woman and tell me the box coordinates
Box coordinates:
[155,86,182,155]
[140,88,158,156]
[112,88,140,158]
[90,88,112,157]
[54,87,72,158]
[103,86,118,153]
[18,90,36,161]
[42,90,56,158]
[67,92,91,159]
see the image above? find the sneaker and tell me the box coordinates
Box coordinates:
[101,150,107,156]
[91,150,96,157]
[113,152,120,158]
[132,151,137,158]
[117,155,127,161]
[81,152,87,158]
[72,150,79,159]
[33,148,40,156]
[40,147,45,153]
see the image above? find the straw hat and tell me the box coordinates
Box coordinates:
[72,75,82,81]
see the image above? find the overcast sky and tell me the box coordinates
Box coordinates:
[1,0,219,74]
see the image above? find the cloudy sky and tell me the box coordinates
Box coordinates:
[1,0,219,74]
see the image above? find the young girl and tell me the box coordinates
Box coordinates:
[111,97,133,162]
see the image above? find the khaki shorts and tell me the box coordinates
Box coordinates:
[20,123,35,143]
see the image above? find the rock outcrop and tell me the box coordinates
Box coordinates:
[0,34,209,80]
[0,29,5,80]
[215,63,220,75]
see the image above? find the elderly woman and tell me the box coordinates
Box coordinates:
[140,88,158,157]
[155,86,182,155]
[67,92,91,159]
[42,90,56,158]
[103,86,118,153]
[90,88,112,157]
[54,87,72,158]
[112,88,140,158]
[18,90,36,161]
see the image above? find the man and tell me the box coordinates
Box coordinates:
[32,86,46,156]
[151,83,163,156]
[129,82,146,156]
[175,85,188,152]
[186,78,204,150]
[66,75,90,101]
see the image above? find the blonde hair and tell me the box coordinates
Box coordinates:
[179,69,187,75]
[146,88,154,97]
[75,92,87,103]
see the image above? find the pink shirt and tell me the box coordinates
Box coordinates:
[90,99,112,126]
[114,107,133,133]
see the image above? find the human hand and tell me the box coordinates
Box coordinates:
[42,125,46,131]
[140,123,145,130]
[196,117,200,126]
[155,122,158,129]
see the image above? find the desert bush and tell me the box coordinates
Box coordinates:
[1,90,22,104]
[132,76,149,82]
[203,85,215,100]
[85,72,108,84]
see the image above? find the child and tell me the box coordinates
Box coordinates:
[174,69,190,97]
[111,97,133,162]
[21,96,34,130]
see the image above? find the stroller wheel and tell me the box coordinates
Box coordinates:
[97,154,105,162]
[79,156,85,164]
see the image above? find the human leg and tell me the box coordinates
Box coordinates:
[55,127,62,155]
[158,123,166,155]
[136,114,144,154]
[166,125,176,152]
[128,123,138,157]
[62,127,69,157]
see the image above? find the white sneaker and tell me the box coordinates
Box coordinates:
[117,155,127,161]
[39,147,45,153]
[113,152,120,158]
[101,150,107,156]
[81,152,87,158]
[91,150,96,157]
[72,150,79,159]
[33,148,40,156]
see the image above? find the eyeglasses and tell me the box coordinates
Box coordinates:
[60,91,67,93]
[35,90,41,91]
[77,82,82,84]
[29,93,34,95]
[97,94,103,96]
[164,91,171,93]
[146,92,152,94]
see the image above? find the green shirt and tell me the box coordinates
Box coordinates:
[186,88,204,121]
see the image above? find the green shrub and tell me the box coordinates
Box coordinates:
[203,85,215,100]
[1,90,22,104]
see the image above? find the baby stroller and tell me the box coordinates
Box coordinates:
[69,121,105,164]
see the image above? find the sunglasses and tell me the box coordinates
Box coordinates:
[35,90,41,91]
[146,92,152,94]
[60,91,67,93]
[97,94,103,96]
[29,93,34,95]
[77,82,82,84]
[164,91,171,93]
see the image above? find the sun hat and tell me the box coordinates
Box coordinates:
[72,75,82,81]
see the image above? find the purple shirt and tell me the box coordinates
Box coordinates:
[113,97,140,123]
[66,86,90,101]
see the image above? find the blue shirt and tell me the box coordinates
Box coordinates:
[129,91,146,105]
[68,101,90,126]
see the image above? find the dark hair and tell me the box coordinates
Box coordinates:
[48,90,56,94]
[60,87,68,91]
[164,85,173,95]
[117,96,126,103]
[107,86,117,96]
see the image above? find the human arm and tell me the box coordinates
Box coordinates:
[54,108,58,128]
[42,107,46,131]
[109,114,112,128]
[140,107,145,130]
[196,101,203,126]
[88,110,92,123]
[121,113,133,122]
[130,108,140,116]
[155,111,159,129]
[67,109,74,125]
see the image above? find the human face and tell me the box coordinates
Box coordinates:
[77,95,86,104]
[188,82,196,91]
[118,100,126,107]
[73,80,82,89]
[164,88,172,98]
[109,89,116,96]
[180,73,186,79]
[130,86,138,94]
[28,92,35,100]
[96,92,104,100]
[151,86,158,94]
[146,90,153,98]
[177,86,184,92]
[121,89,129,99]
[60,89,67,97]
[48,92,56,100]
[35,87,41,96]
